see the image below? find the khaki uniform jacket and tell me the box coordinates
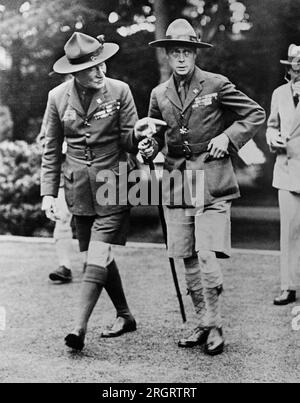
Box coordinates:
[149,67,266,206]
[266,82,300,193]
[41,77,138,216]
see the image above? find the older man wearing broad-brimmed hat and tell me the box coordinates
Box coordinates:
[267,44,300,306]
[135,19,266,355]
[41,32,140,351]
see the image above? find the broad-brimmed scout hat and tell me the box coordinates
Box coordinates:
[149,19,212,49]
[280,44,300,66]
[53,32,119,74]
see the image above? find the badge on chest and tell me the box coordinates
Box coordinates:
[192,92,218,109]
[63,108,77,121]
[94,99,121,120]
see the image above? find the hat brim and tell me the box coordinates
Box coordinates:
[280,60,300,66]
[149,39,213,49]
[53,43,119,74]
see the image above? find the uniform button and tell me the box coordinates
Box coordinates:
[84,120,91,126]
[85,133,91,138]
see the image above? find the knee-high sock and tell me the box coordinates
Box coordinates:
[73,241,114,332]
[198,251,222,328]
[105,260,133,319]
[74,264,108,332]
[184,255,206,326]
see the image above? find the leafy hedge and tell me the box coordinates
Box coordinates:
[0,141,52,236]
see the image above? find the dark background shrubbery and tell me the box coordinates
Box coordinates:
[0,141,53,235]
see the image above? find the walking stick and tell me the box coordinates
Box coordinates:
[148,158,187,323]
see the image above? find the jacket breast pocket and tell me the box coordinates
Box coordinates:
[204,156,239,198]
[63,168,74,207]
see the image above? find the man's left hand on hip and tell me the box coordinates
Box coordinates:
[207,133,230,159]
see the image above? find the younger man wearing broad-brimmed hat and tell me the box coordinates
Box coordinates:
[135,19,266,355]
[41,32,139,350]
[266,44,300,306]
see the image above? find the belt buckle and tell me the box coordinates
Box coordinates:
[85,148,94,162]
[182,141,192,159]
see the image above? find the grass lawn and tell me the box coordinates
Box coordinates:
[0,240,300,383]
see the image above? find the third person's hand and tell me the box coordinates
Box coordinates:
[134,117,167,141]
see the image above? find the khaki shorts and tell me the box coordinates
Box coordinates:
[163,201,231,259]
[74,210,131,252]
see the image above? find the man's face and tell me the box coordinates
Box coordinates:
[74,62,107,89]
[288,64,300,83]
[167,46,197,76]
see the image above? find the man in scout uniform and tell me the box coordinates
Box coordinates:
[41,32,140,350]
[266,44,300,305]
[135,19,266,355]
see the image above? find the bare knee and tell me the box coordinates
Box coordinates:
[87,241,113,267]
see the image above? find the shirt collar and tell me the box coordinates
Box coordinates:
[74,80,98,97]
[173,67,195,88]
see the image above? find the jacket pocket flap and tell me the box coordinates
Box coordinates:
[64,169,73,181]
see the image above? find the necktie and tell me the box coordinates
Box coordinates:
[80,89,94,112]
[178,80,186,106]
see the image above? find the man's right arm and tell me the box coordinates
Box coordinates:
[148,89,166,155]
[40,92,64,198]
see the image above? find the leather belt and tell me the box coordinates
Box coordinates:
[168,140,211,159]
[67,143,119,162]
[276,148,287,155]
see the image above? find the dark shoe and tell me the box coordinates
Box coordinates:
[216,285,223,296]
[178,326,210,348]
[65,330,85,351]
[101,316,137,338]
[204,327,224,356]
[49,266,72,283]
[274,290,296,306]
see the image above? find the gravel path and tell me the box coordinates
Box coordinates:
[0,240,300,383]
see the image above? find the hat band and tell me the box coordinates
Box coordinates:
[68,46,103,65]
[288,56,300,64]
[166,35,199,42]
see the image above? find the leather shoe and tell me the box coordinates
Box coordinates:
[101,316,137,338]
[65,330,85,351]
[274,290,296,305]
[178,326,210,348]
[49,266,72,283]
[204,327,224,356]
